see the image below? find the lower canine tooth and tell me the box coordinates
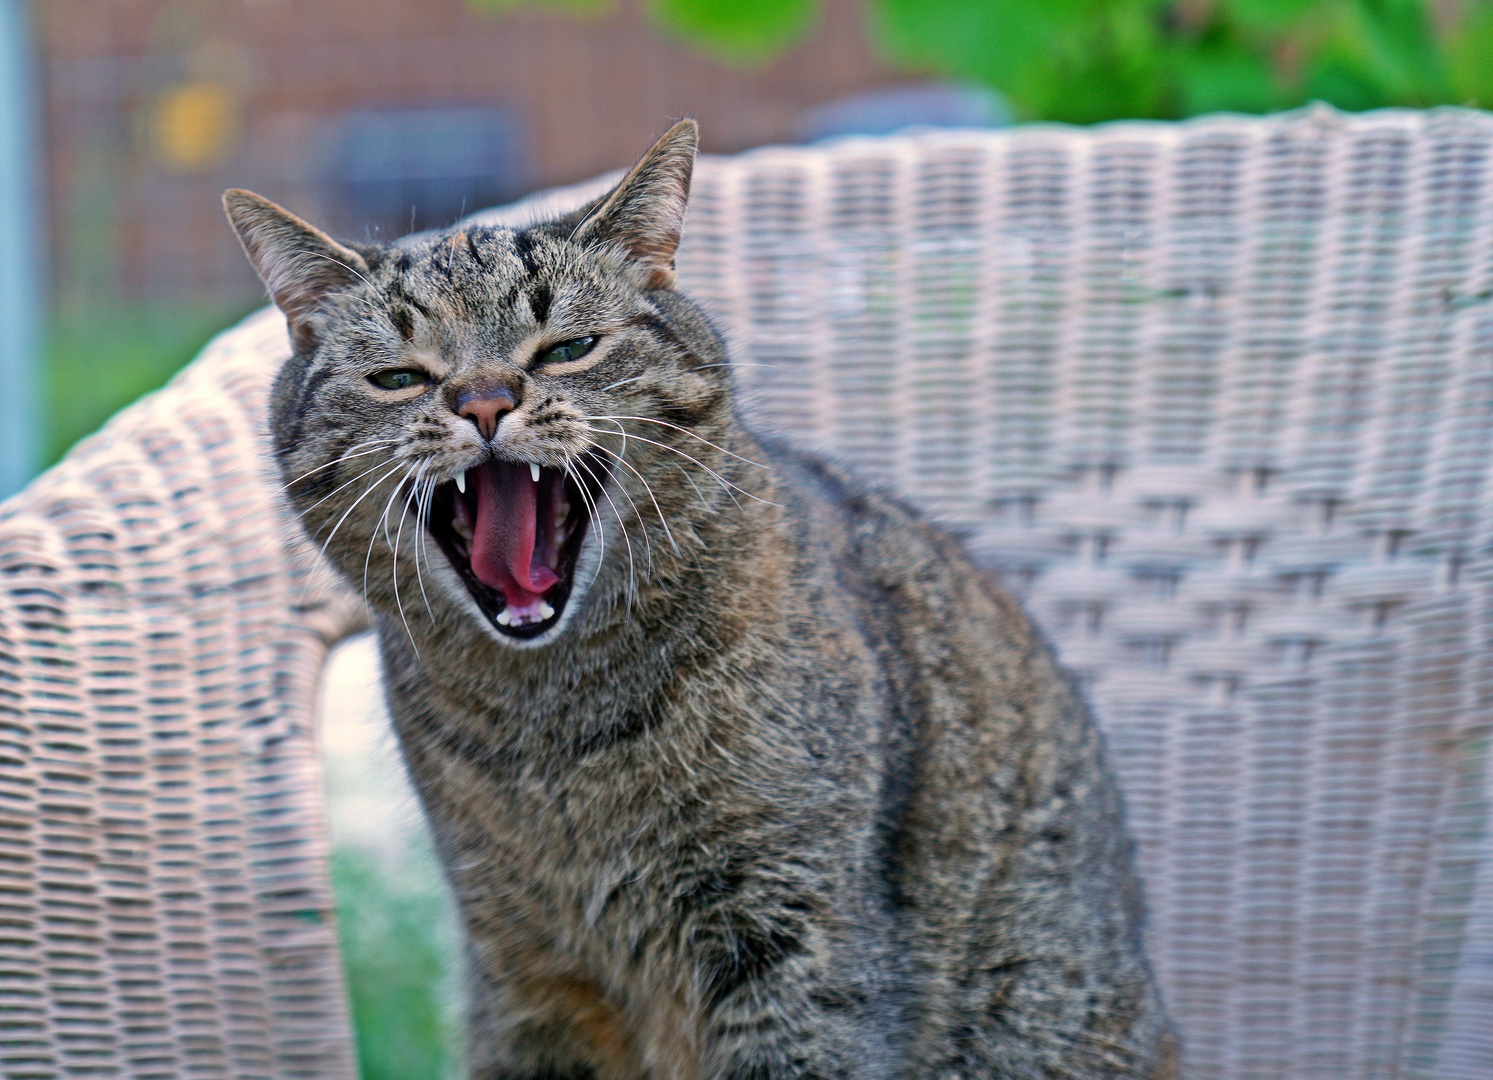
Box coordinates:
[539,602,555,620]
[496,609,511,626]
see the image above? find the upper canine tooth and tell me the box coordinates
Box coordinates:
[455,472,466,494]
[530,462,541,483]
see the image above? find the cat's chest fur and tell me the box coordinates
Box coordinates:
[374,466,902,1076]
[378,460,891,893]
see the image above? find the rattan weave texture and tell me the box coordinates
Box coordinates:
[1,105,1490,1079]
[673,106,1493,1080]
[0,311,361,1080]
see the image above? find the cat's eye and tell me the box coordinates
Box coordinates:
[533,336,597,369]
[368,368,432,391]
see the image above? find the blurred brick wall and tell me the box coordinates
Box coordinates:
[38,0,904,307]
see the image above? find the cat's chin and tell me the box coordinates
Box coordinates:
[424,454,605,644]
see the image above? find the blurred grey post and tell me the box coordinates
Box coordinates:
[0,0,39,499]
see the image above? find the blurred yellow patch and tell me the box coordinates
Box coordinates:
[149,82,239,172]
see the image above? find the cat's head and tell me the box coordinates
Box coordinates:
[226,120,744,650]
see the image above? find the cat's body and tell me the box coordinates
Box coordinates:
[227,121,1177,1080]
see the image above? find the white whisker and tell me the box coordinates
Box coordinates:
[572,452,637,608]
[289,247,378,291]
[575,436,657,570]
[282,438,398,491]
[598,373,649,393]
[317,460,406,566]
[364,463,412,612]
[690,362,785,371]
[564,452,607,592]
[579,414,768,469]
[300,459,407,610]
[413,472,436,619]
[675,463,713,515]
[580,423,779,510]
[581,422,680,557]
[390,465,421,657]
[300,455,401,518]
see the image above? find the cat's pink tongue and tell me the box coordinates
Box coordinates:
[470,460,560,612]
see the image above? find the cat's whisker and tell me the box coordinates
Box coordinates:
[324,289,383,317]
[316,460,407,571]
[394,458,443,601]
[390,464,422,657]
[362,498,385,613]
[287,247,378,292]
[300,455,403,518]
[571,452,637,609]
[282,438,397,491]
[575,436,658,573]
[193,444,401,557]
[300,459,407,612]
[578,415,769,470]
[412,472,436,620]
[563,453,607,593]
[580,422,740,516]
[598,374,649,394]
[690,362,785,371]
[379,464,411,555]
[580,422,681,558]
[580,424,778,511]
[364,463,412,611]
[675,464,714,516]
[629,435,777,509]
[572,452,636,599]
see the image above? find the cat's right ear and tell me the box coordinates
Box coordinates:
[572,119,697,290]
[223,189,371,352]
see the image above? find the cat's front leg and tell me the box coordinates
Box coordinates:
[691,901,891,1080]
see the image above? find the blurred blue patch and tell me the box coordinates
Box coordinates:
[334,106,531,239]
[793,82,1011,142]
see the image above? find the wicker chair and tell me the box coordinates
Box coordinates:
[3,105,1491,1080]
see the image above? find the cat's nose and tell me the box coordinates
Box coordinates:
[456,386,518,441]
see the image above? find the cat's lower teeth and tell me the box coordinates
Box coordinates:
[495,602,556,628]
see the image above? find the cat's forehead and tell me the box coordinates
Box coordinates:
[378,224,629,330]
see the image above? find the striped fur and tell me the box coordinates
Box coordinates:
[227,121,1177,1080]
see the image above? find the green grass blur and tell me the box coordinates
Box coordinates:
[43,302,257,467]
[331,847,466,1080]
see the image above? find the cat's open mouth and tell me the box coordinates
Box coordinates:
[426,457,603,639]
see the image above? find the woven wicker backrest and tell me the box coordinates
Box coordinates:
[3,105,1491,1079]
[0,310,364,1080]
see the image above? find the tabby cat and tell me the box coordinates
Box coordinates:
[225,120,1177,1080]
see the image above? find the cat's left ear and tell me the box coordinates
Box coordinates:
[574,118,697,290]
[223,189,372,352]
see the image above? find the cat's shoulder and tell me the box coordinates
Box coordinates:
[753,434,998,598]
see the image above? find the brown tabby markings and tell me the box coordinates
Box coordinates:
[226,120,1178,1079]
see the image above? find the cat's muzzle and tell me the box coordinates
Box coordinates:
[426,455,604,639]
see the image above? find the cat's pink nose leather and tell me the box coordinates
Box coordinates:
[457,387,517,441]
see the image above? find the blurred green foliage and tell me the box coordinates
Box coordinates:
[652,0,820,63]
[44,302,254,466]
[475,0,1493,123]
[332,848,466,1080]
